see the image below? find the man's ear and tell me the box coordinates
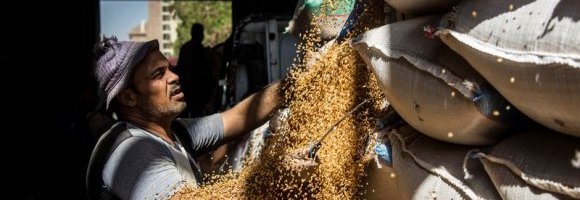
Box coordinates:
[117,89,137,107]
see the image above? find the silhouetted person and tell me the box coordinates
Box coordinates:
[176,23,215,118]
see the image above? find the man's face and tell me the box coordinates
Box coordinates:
[128,49,186,119]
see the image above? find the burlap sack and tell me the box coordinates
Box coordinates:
[389,125,500,200]
[477,129,580,199]
[363,153,401,199]
[384,0,460,17]
[438,0,580,137]
[352,15,515,145]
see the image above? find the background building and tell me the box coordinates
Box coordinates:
[129,0,179,57]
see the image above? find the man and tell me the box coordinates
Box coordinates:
[175,23,217,118]
[86,37,309,200]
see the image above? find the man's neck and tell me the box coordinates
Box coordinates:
[124,115,175,145]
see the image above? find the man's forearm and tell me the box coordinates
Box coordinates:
[221,81,282,142]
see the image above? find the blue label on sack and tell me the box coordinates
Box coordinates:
[374,142,392,165]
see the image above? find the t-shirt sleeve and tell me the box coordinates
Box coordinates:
[102,137,190,200]
[175,113,224,153]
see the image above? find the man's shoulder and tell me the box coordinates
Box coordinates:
[88,122,169,198]
[107,134,169,160]
[100,124,183,200]
[98,122,136,144]
[102,123,173,169]
[92,122,131,153]
[97,122,167,155]
[102,122,129,137]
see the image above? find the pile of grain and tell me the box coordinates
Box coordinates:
[179,0,386,199]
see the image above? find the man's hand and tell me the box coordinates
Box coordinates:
[278,147,319,185]
[283,147,319,171]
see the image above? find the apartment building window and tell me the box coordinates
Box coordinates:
[163,34,171,40]
[163,15,170,21]
[163,25,170,30]
[162,6,170,12]
[163,43,173,49]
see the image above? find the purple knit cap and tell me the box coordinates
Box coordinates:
[94,36,159,109]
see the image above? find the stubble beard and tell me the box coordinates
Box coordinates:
[142,100,186,121]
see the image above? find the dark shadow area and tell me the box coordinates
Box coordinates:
[7,0,100,199]
[233,0,297,27]
[549,0,580,23]
[540,0,579,38]
[453,0,526,31]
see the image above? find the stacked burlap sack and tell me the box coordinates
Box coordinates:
[352,15,516,146]
[438,0,580,137]
[366,124,580,200]
[354,0,580,199]
[473,128,580,199]
[390,125,500,200]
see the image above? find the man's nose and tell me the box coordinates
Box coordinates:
[167,69,180,84]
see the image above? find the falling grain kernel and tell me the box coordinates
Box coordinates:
[496,57,503,63]
[493,110,500,116]
[451,91,456,97]
[506,105,511,110]
[510,77,516,83]
[472,11,477,17]
[390,173,396,178]
[447,132,454,138]
[509,4,514,11]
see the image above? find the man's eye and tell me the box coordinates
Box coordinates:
[153,69,166,78]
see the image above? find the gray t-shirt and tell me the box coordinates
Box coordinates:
[100,113,224,200]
